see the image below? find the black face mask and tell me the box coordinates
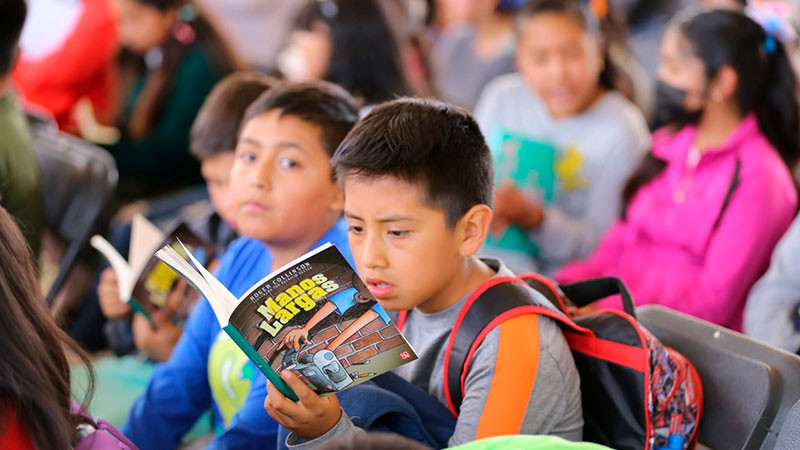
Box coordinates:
[650,80,705,131]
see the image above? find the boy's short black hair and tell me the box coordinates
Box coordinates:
[190,71,277,161]
[0,0,26,77]
[332,98,494,228]
[242,80,360,157]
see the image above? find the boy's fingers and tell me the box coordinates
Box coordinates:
[281,370,318,405]
[264,395,299,429]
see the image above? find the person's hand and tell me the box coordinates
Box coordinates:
[493,182,545,231]
[264,370,342,440]
[98,268,131,319]
[279,328,310,352]
[73,97,120,145]
[132,312,182,362]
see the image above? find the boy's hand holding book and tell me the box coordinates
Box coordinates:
[493,181,545,231]
[98,268,132,319]
[132,312,182,362]
[264,371,343,440]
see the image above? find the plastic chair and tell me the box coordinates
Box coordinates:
[31,128,118,304]
[638,305,800,450]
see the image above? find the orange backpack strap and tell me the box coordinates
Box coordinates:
[441,276,589,417]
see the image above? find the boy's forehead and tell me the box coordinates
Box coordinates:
[342,174,441,218]
[240,110,326,151]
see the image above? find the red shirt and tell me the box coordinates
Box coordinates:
[0,406,34,450]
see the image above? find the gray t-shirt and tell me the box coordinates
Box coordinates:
[286,259,583,448]
[475,73,650,275]
[745,212,800,352]
[433,25,516,110]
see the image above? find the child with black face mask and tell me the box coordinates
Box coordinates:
[556,7,800,331]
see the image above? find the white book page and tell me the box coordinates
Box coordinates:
[155,243,238,327]
[90,235,133,302]
[129,214,166,279]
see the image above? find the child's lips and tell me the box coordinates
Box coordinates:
[366,278,395,298]
[241,200,269,213]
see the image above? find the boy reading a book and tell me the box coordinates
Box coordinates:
[122,81,360,450]
[264,98,584,447]
[98,71,275,361]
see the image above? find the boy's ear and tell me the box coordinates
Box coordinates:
[329,180,345,214]
[457,204,493,257]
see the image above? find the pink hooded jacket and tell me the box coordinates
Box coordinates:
[555,115,797,330]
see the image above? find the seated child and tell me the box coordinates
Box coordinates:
[474,0,649,274]
[264,98,583,447]
[122,80,360,449]
[0,0,42,257]
[433,0,521,109]
[97,71,275,361]
[102,0,236,200]
[556,9,799,331]
[0,203,94,447]
[745,212,800,353]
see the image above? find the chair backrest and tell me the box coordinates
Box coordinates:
[773,399,800,450]
[638,306,800,450]
[31,129,118,303]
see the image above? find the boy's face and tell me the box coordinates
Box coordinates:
[343,175,471,313]
[201,152,236,229]
[231,110,343,245]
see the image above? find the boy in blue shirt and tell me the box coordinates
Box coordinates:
[123,81,360,449]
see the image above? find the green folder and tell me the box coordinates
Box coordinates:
[486,129,557,256]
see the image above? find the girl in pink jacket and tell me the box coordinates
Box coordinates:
[556,8,799,331]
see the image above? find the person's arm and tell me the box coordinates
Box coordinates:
[122,298,217,449]
[449,314,582,445]
[106,49,219,179]
[532,133,646,270]
[744,214,800,352]
[634,169,796,327]
[744,214,800,351]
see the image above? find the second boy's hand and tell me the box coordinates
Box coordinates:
[265,370,343,440]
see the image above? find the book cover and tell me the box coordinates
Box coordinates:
[130,224,214,323]
[156,242,417,400]
[91,215,215,324]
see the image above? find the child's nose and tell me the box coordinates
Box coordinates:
[250,159,273,190]
[361,233,387,269]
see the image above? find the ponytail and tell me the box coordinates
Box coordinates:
[754,38,800,167]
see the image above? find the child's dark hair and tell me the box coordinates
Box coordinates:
[242,80,360,157]
[0,0,26,77]
[515,0,625,94]
[0,206,94,450]
[333,98,494,228]
[295,0,412,104]
[119,0,236,139]
[190,71,276,161]
[621,9,800,216]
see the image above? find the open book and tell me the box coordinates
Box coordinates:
[90,214,214,323]
[156,242,418,401]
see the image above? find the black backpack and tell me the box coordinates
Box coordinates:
[397,275,703,450]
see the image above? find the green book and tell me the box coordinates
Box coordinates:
[156,242,418,401]
[486,129,558,256]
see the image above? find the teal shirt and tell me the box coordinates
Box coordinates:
[106,46,226,191]
[0,90,42,256]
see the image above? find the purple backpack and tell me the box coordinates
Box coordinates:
[71,402,138,450]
